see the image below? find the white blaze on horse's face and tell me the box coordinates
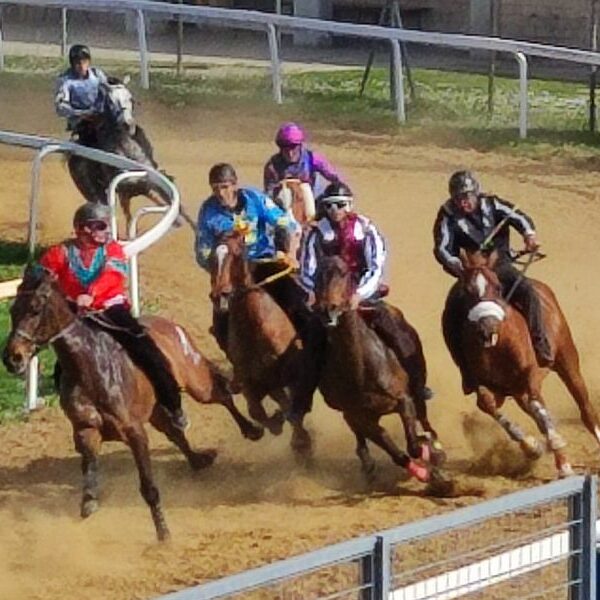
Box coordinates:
[475,272,487,299]
[215,244,229,276]
[109,84,135,130]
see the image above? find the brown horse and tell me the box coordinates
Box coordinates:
[314,255,437,483]
[209,231,316,457]
[2,267,263,541]
[446,250,600,477]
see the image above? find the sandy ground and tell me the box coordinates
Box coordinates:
[1,84,600,600]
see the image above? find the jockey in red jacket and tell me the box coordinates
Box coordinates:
[40,202,188,431]
[300,183,433,403]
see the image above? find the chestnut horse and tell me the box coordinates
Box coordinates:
[209,231,317,456]
[445,250,600,477]
[2,267,262,541]
[314,255,438,483]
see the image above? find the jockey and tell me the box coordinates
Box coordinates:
[40,202,188,431]
[433,170,553,392]
[300,182,433,403]
[55,44,108,143]
[263,122,341,200]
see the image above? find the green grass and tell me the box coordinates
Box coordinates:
[2,53,599,163]
[0,241,57,422]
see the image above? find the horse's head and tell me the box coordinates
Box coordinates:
[209,231,248,313]
[2,266,73,375]
[314,255,355,327]
[97,76,135,134]
[459,250,506,348]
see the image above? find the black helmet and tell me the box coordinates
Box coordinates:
[317,182,354,205]
[73,203,110,228]
[69,44,91,67]
[449,170,480,199]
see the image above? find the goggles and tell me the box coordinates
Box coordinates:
[84,220,109,232]
[321,195,353,210]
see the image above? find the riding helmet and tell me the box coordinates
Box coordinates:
[69,44,92,67]
[448,170,480,199]
[317,182,354,206]
[73,202,110,228]
[209,163,238,185]
[275,122,305,147]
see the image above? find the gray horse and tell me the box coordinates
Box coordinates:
[67,77,194,228]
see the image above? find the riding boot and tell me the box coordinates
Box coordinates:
[496,265,553,367]
[97,305,189,431]
[443,284,475,394]
[367,302,434,401]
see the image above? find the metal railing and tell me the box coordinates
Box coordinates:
[0,129,180,410]
[2,0,600,136]
[155,476,597,599]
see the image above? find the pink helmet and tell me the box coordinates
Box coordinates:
[275,122,305,147]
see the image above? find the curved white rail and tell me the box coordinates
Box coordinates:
[0,129,181,411]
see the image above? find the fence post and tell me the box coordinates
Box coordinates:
[267,23,283,104]
[568,480,587,600]
[390,39,406,123]
[60,8,68,57]
[136,9,150,90]
[581,475,597,600]
[514,51,528,139]
[0,4,4,72]
[373,535,391,599]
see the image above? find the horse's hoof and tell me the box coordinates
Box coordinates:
[291,428,312,454]
[521,436,544,460]
[558,463,575,479]
[80,499,99,519]
[157,527,171,542]
[190,449,217,471]
[361,460,377,483]
[267,411,285,436]
[244,424,265,442]
[430,442,448,467]
[406,459,430,483]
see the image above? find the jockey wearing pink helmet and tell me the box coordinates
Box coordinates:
[264,121,341,198]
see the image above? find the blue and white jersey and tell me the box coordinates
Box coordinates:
[195,187,295,271]
[54,67,108,129]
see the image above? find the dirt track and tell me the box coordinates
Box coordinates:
[1,84,600,600]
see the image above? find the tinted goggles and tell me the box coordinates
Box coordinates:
[84,220,109,232]
[322,200,351,210]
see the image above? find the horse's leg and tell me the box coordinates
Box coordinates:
[184,368,264,441]
[554,343,600,447]
[244,386,285,436]
[342,413,375,480]
[476,387,543,459]
[149,407,217,471]
[73,426,102,518]
[525,395,573,478]
[271,387,312,458]
[125,423,170,541]
[396,393,422,460]
[120,192,133,234]
[348,411,430,482]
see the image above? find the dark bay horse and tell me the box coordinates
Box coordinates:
[209,231,317,457]
[446,250,600,478]
[314,255,438,483]
[67,77,194,229]
[2,267,262,541]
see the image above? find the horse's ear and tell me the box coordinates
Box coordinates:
[487,249,499,270]
[123,74,131,86]
[459,248,470,268]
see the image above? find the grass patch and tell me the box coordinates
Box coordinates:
[2,54,600,162]
[0,241,56,422]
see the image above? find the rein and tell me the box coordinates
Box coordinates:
[255,265,294,288]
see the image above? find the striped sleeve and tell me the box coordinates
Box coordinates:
[299,226,319,292]
[356,219,386,300]
[433,208,463,277]
[492,196,535,237]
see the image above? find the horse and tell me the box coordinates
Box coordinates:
[67,76,194,230]
[445,250,600,478]
[314,255,439,483]
[209,231,317,457]
[2,266,263,541]
[276,178,316,262]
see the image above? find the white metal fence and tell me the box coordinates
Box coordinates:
[155,476,597,600]
[0,129,180,410]
[2,0,600,136]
